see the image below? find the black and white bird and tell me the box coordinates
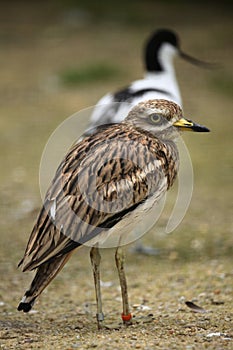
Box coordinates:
[85,29,212,136]
[18,99,209,329]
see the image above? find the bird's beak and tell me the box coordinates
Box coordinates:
[173,118,210,132]
[179,50,218,69]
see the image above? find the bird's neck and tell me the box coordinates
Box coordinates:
[145,43,177,74]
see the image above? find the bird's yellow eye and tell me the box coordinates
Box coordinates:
[150,113,162,123]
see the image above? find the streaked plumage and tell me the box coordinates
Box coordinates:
[18,99,209,327]
[85,29,211,136]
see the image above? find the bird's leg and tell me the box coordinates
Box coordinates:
[115,246,132,325]
[90,246,104,329]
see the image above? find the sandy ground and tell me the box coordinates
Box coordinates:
[0,1,232,349]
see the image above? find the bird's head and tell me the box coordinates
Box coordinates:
[145,29,216,72]
[124,99,209,140]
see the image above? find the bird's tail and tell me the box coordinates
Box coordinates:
[17,252,73,312]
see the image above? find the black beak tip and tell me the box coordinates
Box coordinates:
[193,125,210,132]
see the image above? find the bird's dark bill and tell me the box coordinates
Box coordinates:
[179,51,217,69]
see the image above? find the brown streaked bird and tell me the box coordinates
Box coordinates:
[18,99,209,328]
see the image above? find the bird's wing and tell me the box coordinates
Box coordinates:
[19,125,174,271]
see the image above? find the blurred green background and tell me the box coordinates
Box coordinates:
[0,1,232,348]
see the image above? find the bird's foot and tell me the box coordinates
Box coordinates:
[96,313,133,330]
[96,312,105,330]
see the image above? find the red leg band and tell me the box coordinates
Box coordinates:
[121,313,132,322]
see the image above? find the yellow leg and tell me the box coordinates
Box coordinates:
[115,247,132,325]
[90,246,104,329]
